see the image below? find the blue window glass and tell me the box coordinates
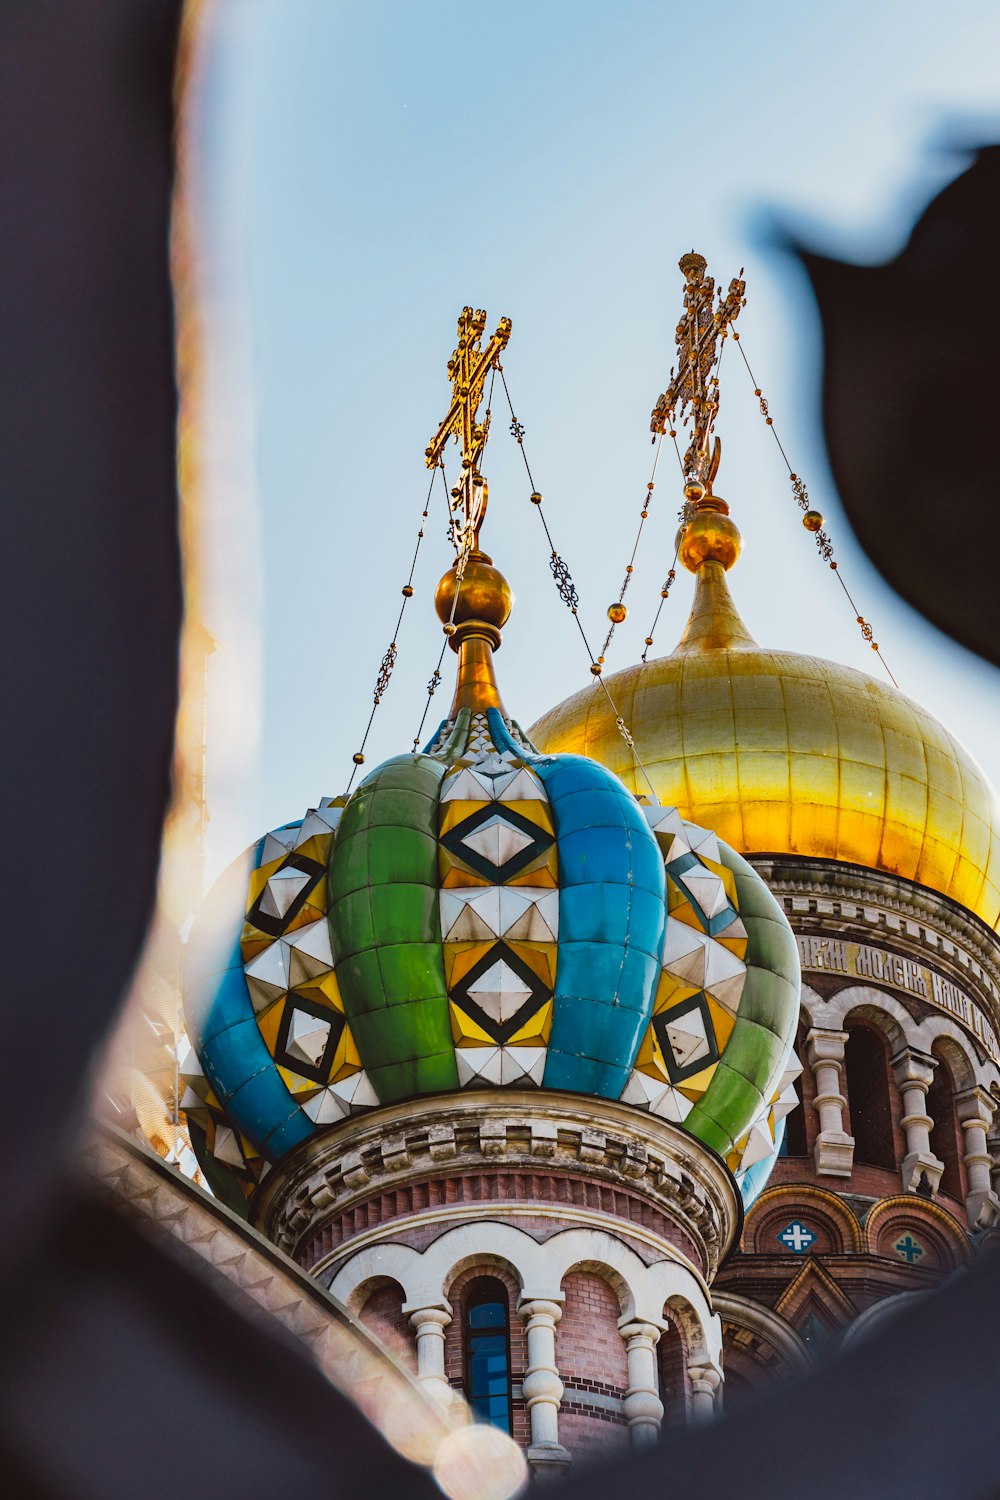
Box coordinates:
[464,1278,512,1433]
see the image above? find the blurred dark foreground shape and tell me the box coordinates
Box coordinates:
[3,4,1000,1496]
[795,143,1000,669]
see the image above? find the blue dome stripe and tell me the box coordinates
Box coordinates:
[227,1068,315,1158]
[535,752,667,1098]
[486,712,667,1097]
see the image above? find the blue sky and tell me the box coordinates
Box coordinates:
[194,0,1000,880]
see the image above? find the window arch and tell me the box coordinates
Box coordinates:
[927,1050,966,1203]
[464,1277,513,1432]
[844,1023,896,1170]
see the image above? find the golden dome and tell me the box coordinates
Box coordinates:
[530,553,1000,932]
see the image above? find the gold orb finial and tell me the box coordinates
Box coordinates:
[679,492,742,573]
[434,550,512,717]
[434,551,512,645]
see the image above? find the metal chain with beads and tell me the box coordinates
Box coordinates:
[732,329,898,688]
[345,463,444,792]
[498,365,660,801]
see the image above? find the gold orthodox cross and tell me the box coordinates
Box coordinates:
[426,306,512,559]
[651,252,745,491]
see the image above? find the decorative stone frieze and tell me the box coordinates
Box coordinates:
[755,864,1000,1086]
[254,1090,741,1283]
[752,857,1000,1042]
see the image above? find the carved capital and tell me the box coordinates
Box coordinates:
[890,1046,937,1093]
[805,1027,849,1070]
[518,1298,564,1328]
[619,1320,661,1349]
[688,1364,723,1396]
[956,1087,997,1129]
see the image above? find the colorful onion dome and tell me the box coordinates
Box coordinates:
[529,492,1000,931]
[181,549,800,1211]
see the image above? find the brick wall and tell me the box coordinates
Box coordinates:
[358,1281,416,1372]
[557,1410,630,1459]
[554,1272,629,1451]
[299,1169,701,1272]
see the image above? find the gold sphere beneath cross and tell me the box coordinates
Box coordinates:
[679,506,742,573]
[435,552,512,648]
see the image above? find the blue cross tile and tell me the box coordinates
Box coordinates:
[777,1219,817,1254]
[894,1233,924,1264]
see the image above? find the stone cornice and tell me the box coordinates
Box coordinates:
[751,856,1000,1026]
[79,1124,451,1462]
[254,1090,742,1282]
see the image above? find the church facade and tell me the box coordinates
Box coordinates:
[168,285,1000,1477]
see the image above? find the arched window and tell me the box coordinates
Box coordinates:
[927,1052,966,1202]
[464,1277,513,1432]
[844,1023,896,1170]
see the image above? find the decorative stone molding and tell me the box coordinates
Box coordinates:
[79,1124,452,1465]
[255,1091,741,1282]
[751,856,1000,1047]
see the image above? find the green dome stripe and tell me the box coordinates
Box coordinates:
[683,842,800,1154]
[440,706,473,761]
[328,753,458,1101]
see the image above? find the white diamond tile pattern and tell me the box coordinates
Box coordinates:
[259,867,312,920]
[467,958,535,1024]
[664,1008,711,1069]
[285,1008,333,1069]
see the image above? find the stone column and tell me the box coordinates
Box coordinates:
[806,1027,855,1176]
[518,1297,570,1476]
[956,1087,1000,1228]
[687,1364,722,1424]
[404,1303,454,1411]
[619,1321,663,1448]
[890,1047,944,1195]
[987,1123,1000,1200]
